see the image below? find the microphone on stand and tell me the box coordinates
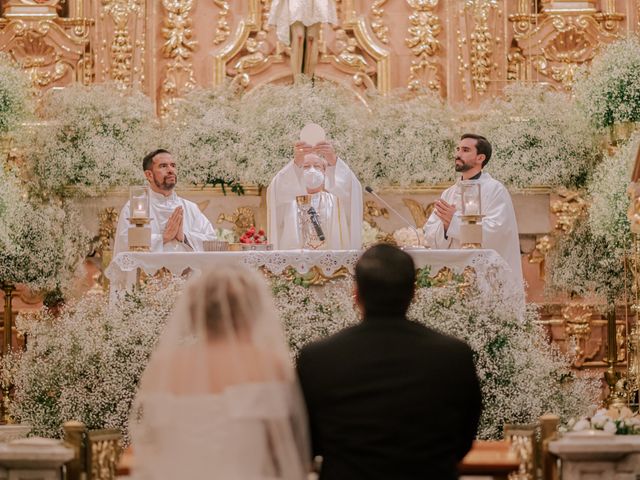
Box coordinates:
[365,186,423,248]
[307,206,326,241]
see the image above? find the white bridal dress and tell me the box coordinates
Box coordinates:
[131,267,309,480]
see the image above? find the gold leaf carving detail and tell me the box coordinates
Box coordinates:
[463,0,498,96]
[160,0,198,117]
[213,0,231,45]
[370,0,389,44]
[102,0,141,87]
[405,0,441,91]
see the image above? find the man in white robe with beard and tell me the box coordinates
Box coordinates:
[268,141,362,250]
[114,149,216,255]
[423,134,523,287]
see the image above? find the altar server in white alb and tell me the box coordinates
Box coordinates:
[268,140,362,250]
[423,134,523,286]
[113,149,216,255]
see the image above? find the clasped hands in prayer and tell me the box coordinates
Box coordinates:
[163,206,185,244]
[293,141,337,167]
[434,199,456,233]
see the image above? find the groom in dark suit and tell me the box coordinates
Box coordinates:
[296,244,482,480]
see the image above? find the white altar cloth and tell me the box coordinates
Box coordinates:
[105,249,523,305]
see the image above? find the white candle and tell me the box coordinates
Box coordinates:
[465,198,480,215]
[131,197,147,218]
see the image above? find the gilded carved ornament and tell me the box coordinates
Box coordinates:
[508,4,622,89]
[159,0,198,117]
[405,0,441,92]
[369,0,389,44]
[98,0,145,89]
[550,188,588,234]
[217,207,257,237]
[0,12,92,91]
[460,0,499,97]
[213,0,231,45]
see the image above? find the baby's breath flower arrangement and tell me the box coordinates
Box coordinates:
[0,54,30,136]
[21,85,159,197]
[476,83,600,188]
[236,80,368,184]
[8,274,598,441]
[162,87,243,191]
[0,169,89,294]
[360,91,455,187]
[573,36,640,129]
[546,134,639,302]
[6,279,183,440]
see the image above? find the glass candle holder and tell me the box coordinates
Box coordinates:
[460,181,481,216]
[129,186,150,219]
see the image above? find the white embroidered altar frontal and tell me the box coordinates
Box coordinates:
[106,249,522,304]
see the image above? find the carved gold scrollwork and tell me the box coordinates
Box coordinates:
[402,198,434,229]
[0,17,92,91]
[370,0,389,44]
[217,207,256,237]
[562,304,597,367]
[159,0,198,117]
[508,7,622,90]
[363,200,389,229]
[461,0,498,96]
[213,0,231,45]
[212,0,283,91]
[405,0,441,92]
[99,0,144,89]
[551,188,588,234]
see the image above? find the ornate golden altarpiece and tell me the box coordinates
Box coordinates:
[2,0,640,371]
[0,0,637,107]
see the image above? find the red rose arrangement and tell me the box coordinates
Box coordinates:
[240,225,267,244]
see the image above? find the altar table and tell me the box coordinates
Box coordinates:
[105,249,522,303]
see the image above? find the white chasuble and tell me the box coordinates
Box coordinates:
[267,159,363,250]
[423,172,523,286]
[268,0,338,45]
[113,190,216,256]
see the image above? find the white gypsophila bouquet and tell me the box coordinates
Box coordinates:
[8,272,598,441]
[236,80,368,184]
[360,91,455,187]
[545,215,630,303]
[6,279,184,441]
[162,87,243,191]
[392,227,425,247]
[569,407,640,435]
[0,169,89,294]
[272,277,359,355]
[588,132,639,249]
[476,83,600,188]
[408,283,600,440]
[546,135,640,303]
[0,54,30,136]
[362,221,385,247]
[20,85,159,197]
[573,36,640,128]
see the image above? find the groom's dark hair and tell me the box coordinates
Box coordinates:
[355,244,415,317]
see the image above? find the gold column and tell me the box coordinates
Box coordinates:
[159,0,198,117]
[1,283,15,424]
[405,0,442,92]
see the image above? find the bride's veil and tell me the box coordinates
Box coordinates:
[130,266,310,479]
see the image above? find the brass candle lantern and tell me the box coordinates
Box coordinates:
[128,186,151,252]
[459,181,484,249]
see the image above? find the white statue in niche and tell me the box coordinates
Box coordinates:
[268,0,337,81]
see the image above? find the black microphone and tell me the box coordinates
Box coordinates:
[365,186,423,248]
[307,206,326,241]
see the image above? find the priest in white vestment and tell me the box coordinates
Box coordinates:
[113,149,216,255]
[267,141,362,250]
[424,134,523,286]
